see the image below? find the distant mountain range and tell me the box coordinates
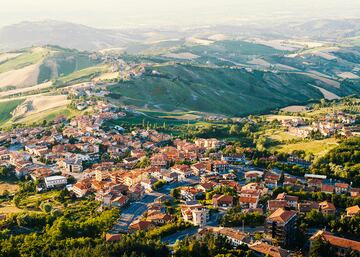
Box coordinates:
[0,19,359,51]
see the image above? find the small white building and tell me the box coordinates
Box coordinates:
[44,175,67,189]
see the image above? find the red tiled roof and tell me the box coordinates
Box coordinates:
[310,230,360,252]
[267,208,297,223]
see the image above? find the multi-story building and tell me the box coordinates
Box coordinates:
[265,208,298,248]
[180,203,209,227]
[44,175,67,189]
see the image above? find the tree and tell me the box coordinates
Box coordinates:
[309,237,335,257]
[13,194,21,207]
[170,188,180,199]
[40,202,53,213]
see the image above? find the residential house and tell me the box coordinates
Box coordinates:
[346,205,360,217]
[146,213,172,225]
[171,164,192,180]
[72,180,92,197]
[212,194,233,209]
[239,189,260,209]
[335,183,350,194]
[217,228,250,246]
[128,220,155,233]
[249,242,293,257]
[276,193,299,209]
[310,230,360,257]
[322,184,335,194]
[319,201,336,216]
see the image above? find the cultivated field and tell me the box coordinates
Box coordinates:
[280,105,307,112]
[271,138,339,156]
[0,62,41,88]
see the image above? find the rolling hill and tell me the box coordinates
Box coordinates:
[108,64,359,116]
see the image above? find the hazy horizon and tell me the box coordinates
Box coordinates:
[1,0,359,29]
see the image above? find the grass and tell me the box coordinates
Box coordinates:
[0,180,19,194]
[109,64,326,116]
[0,204,24,215]
[56,65,107,85]
[0,99,24,124]
[260,128,300,142]
[270,137,339,156]
[11,106,80,126]
[0,48,49,74]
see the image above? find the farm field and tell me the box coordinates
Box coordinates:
[270,137,339,156]
[0,47,49,74]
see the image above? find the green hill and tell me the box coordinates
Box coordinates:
[108,64,358,116]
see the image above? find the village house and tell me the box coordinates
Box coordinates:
[212,194,233,209]
[276,193,299,209]
[249,242,293,257]
[321,184,335,194]
[239,189,260,209]
[244,170,264,182]
[345,205,360,217]
[171,164,193,180]
[310,230,360,257]
[180,187,203,201]
[297,201,319,213]
[319,201,336,216]
[335,183,350,194]
[217,228,250,246]
[268,200,290,213]
[59,158,83,173]
[146,213,172,225]
[128,220,155,233]
[72,179,92,197]
[194,138,221,149]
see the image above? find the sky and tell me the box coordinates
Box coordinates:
[0,0,359,28]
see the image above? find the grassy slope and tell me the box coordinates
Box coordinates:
[109,64,326,116]
[0,48,48,74]
[55,65,107,86]
[38,48,101,83]
[270,138,339,156]
[0,99,24,124]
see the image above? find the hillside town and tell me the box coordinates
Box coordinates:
[0,102,359,257]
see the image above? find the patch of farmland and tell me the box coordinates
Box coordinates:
[163,52,200,60]
[0,53,22,63]
[312,85,340,100]
[0,62,41,88]
[337,72,359,79]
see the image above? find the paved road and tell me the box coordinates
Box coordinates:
[112,194,160,233]
[161,227,199,245]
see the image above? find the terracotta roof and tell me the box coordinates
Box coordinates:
[213,194,233,204]
[321,184,334,192]
[310,230,360,252]
[268,200,289,210]
[250,242,291,257]
[346,205,360,216]
[319,201,336,211]
[105,233,122,242]
[129,220,154,231]
[335,183,349,188]
[267,208,297,223]
[218,228,248,242]
[239,196,257,204]
[276,193,298,202]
